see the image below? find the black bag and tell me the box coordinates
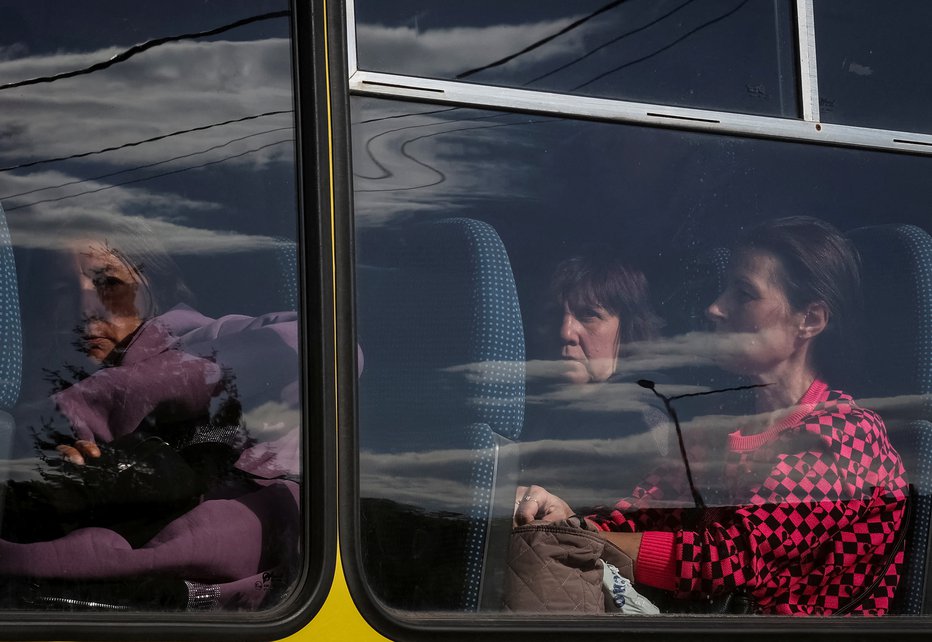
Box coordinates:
[2,432,215,547]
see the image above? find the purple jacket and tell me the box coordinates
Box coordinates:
[0,306,301,609]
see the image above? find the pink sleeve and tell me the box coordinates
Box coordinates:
[635,531,677,590]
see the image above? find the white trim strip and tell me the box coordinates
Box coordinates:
[796,0,820,122]
[345,0,358,76]
[349,70,932,156]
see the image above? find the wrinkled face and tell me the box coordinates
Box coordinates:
[559,301,621,383]
[705,249,805,377]
[72,242,148,362]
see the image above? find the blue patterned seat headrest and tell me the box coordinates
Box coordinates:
[657,247,730,336]
[273,237,298,312]
[889,420,932,614]
[0,204,21,409]
[357,217,525,447]
[448,218,525,440]
[848,224,932,415]
[409,218,525,440]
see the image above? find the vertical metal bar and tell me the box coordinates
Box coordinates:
[773,0,788,116]
[796,0,820,122]
[345,0,358,76]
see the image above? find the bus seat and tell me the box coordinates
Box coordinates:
[0,203,22,455]
[847,224,932,614]
[273,237,298,313]
[466,423,520,611]
[655,246,744,398]
[356,217,525,611]
[847,224,932,420]
[889,421,932,615]
[657,246,730,337]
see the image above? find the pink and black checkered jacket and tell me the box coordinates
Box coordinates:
[588,380,909,615]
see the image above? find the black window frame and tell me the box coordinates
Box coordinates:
[0,0,336,638]
[336,0,932,639]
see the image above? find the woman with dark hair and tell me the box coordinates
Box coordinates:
[519,252,668,504]
[550,253,662,384]
[516,217,908,615]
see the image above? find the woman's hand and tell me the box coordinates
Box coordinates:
[56,439,101,465]
[514,485,574,525]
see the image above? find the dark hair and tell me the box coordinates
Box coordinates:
[551,252,662,346]
[735,216,862,379]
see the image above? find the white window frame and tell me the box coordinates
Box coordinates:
[345,0,932,156]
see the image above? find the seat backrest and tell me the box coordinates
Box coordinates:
[356,217,525,611]
[0,202,22,537]
[0,204,21,412]
[273,237,298,313]
[657,246,730,337]
[654,246,745,398]
[847,225,932,418]
[847,224,932,614]
[890,421,932,615]
[0,203,22,464]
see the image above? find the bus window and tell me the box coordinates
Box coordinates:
[814,0,932,134]
[353,0,799,117]
[0,0,329,636]
[348,45,932,633]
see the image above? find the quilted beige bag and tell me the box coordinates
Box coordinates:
[503,517,634,613]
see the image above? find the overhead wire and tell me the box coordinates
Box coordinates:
[572,0,751,90]
[0,10,295,212]
[4,138,293,212]
[3,2,751,207]
[355,1,749,188]
[0,10,290,92]
[0,109,293,173]
[524,0,697,85]
[1,126,293,202]
[455,0,627,79]
[350,0,716,168]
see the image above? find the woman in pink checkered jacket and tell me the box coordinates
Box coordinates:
[515,216,909,615]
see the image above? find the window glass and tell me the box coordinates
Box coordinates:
[353,95,926,618]
[814,0,932,134]
[354,0,799,118]
[0,1,304,614]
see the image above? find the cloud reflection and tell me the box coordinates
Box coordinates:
[0,38,294,253]
[0,39,293,164]
[359,385,931,514]
[242,400,300,442]
[3,178,282,254]
[356,18,590,78]
[359,430,670,513]
[351,104,543,227]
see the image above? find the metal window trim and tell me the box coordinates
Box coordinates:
[348,69,932,157]
[345,0,358,76]
[796,0,821,122]
[345,2,932,156]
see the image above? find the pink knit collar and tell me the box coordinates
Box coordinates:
[726,379,828,452]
